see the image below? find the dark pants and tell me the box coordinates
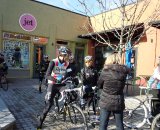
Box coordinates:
[38,72,47,93]
[39,72,45,82]
[37,83,64,128]
[81,85,96,114]
[99,108,124,130]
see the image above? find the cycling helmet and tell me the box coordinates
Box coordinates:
[43,55,48,59]
[84,55,93,62]
[58,46,68,55]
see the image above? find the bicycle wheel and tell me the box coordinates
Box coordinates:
[1,77,8,91]
[123,97,147,129]
[151,113,160,130]
[67,104,88,130]
[86,95,99,121]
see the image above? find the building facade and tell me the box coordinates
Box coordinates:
[79,0,160,77]
[0,0,88,78]
[1,0,160,78]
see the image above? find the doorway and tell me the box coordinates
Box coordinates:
[75,47,84,72]
[33,45,46,78]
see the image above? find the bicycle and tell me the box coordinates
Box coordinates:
[151,111,160,130]
[123,93,160,129]
[80,86,100,118]
[40,77,88,130]
[84,87,101,128]
[74,75,101,125]
[0,73,8,91]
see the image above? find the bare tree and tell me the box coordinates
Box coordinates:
[71,0,160,53]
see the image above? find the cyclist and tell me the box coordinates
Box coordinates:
[80,55,98,115]
[38,55,50,93]
[65,54,77,78]
[37,46,70,129]
[0,53,8,77]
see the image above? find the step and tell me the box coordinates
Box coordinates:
[0,98,16,130]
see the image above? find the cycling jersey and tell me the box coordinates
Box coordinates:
[46,58,69,84]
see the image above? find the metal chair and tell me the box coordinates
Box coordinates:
[125,76,140,96]
[131,76,141,95]
[138,76,150,96]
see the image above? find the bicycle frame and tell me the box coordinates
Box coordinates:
[137,95,153,125]
[127,94,157,127]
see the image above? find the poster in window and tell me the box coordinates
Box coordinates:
[3,40,29,69]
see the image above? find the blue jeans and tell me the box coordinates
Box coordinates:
[99,108,124,130]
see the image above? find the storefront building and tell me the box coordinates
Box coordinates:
[1,0,159,79]
[0,0,88,78]
[79,0,160,77]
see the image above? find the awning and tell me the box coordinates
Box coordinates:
[78,23,144,41]
[148,20,160,29]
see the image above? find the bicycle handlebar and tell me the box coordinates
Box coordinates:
[61,77,73,84]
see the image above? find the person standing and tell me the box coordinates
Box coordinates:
[38,55,50,93]
[80,55,98,114]
[0,53,8,76]
[37,46,70,129]
[13,47,22,68]
[97,52,130,130]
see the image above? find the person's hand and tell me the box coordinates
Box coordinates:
[43,78,48,86]
[45,92,51,101]
[94,86,99,92]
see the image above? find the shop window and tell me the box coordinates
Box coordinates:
[3,40,29,69]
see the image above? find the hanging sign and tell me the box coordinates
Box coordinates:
[19,13,37,32]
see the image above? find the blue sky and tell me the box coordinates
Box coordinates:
[35,0,135,15]
[35,0,90,14]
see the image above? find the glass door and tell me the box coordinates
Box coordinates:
[75,47,84,72]
[33,45,45,78]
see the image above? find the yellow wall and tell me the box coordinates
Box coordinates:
[134,27,160,76]
[90,0,160,32]
[0,0,88,78]
[88,0,160,76]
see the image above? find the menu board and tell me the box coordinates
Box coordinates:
[3,40,29,69]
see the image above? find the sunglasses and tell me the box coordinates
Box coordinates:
[60,54,67,57]
[85,60,92,63]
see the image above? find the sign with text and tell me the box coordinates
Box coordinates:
[19,13,37,32]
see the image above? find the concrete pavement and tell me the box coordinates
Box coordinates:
[0,78,151,130]
[0,97,16,130]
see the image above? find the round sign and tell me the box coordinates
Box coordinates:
[19,13,37,32]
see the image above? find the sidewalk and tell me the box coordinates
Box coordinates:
[0,98,16,130]
[0,78,150,130]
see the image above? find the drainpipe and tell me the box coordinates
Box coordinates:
[0,14,3,49]
[154,28,157,67]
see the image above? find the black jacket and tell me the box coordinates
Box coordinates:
[39,60,50,73]
[97,64,130,111]
[81,66,98,87]
[65,62,77,78]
